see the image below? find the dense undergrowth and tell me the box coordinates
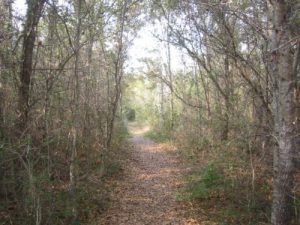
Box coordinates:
[0,122,130,225]
[144,121,300,225]
[178,155,272,224]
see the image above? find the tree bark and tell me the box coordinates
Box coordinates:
[70,0,82,221]
[0,0,13,134]
[18,0,46,132]
[166,11,174,129]
[270,1,298,224]
[106,0,127,150]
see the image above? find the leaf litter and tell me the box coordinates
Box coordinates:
[98,133,204,225]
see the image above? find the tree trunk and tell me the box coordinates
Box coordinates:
[18,0,46,132]
[270,1,298,224]
[70,0,82,221]
[106,0,127,150]
[166,11,174,129]
[159,75,165,128]
[0,0,13,134]
[222,47,230,141]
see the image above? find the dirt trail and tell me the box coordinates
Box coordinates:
[99,125,198,225]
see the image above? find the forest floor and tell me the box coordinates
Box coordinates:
[98,123,202,225]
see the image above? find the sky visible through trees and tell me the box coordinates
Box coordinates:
[14,0,187,73]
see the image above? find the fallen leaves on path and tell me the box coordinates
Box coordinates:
[98,134,204,225]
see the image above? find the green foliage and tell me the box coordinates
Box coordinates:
[114,121,131,142]
[105,160,122,177]
[177,153,273,225]
[144,128,170,142]
[182,162,225,200]
[125,108,136,121]
[0,143,4,161]
[293,196,300,223]
[201,163,223,188]
[123,74,159,124]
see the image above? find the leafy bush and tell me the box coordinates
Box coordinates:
[182,162,225,200]
[144,128,170,142]
[105,160,122,177]
[113,121,131,143]
[125,108,136,121]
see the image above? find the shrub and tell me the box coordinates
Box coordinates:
[183,162,225,200]
[125,108,136,121]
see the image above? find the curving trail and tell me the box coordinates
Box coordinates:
[99,125,199,225]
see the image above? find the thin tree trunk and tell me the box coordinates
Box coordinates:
[222,51,230,141]
[166,12,174,129]
[160,75,165,128]
[44,5,57,177]
[106,0,127,150]
[70,0,82,220]
[194,66,203,127]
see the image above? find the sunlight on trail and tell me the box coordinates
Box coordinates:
[127,122,151,135]
[99,124,204,225]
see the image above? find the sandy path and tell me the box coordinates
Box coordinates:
[99,126,196,225]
